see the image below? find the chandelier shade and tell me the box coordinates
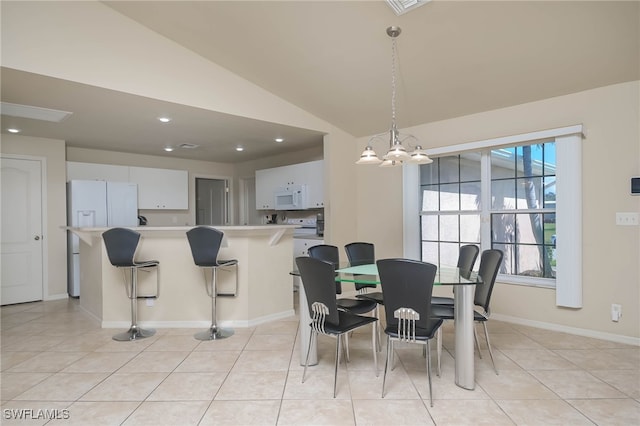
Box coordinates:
[357,26,432,167]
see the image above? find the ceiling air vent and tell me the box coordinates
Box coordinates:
[178,143,199,149]
[385,0,431,16]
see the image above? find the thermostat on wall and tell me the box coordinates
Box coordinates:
[632,177,640,195]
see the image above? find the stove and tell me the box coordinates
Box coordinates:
[287,218,317,236]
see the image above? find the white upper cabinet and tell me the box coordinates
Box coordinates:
[129,166,189,210]
[255,160,324,210]
[67,161,129,182]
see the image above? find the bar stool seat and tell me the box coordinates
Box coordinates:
[102,228,159,341]
[186,226,238,340]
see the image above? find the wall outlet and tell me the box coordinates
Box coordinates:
[611,304,622,322]
[146,298,155,307]
[615,212,639,226]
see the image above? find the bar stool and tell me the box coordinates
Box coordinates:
[102,228,159,341]
[186,226,238,340]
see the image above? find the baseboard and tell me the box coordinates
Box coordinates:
[44,293,69,301]
[101,309,297,329]
[491,313,640,347]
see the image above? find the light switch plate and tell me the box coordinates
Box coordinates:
[615,212,639,226]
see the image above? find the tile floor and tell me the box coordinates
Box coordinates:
[1,296,639,425]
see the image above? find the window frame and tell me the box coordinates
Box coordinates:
[403,125,583,308]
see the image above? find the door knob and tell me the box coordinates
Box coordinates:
[34,235,40,240]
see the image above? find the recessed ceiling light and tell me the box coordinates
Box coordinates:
[178,143,199,149]
[236,146,244,152]
[164,146,174,152]
[157,117,171,123]
[275,138,284,143]
[7,128,20,133]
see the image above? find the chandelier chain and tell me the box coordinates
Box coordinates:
[390,36,397,131]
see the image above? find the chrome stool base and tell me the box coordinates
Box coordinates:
[195,326,234,341]
[113,326,156,341]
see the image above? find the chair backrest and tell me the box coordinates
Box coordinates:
[186,226,224,267]
[296,256,339,326]
[474,249,504,312]
[344,242,375,266]
[457,244,480,277]
[345,242,376,290]
[307,244,342,294]
[376,258,438,331]
[102,228,140,267]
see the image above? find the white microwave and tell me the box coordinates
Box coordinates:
[274,185,308,210]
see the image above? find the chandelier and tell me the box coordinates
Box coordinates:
[356,26,432,167]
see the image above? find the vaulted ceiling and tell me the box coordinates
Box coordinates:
[2,1,638,162]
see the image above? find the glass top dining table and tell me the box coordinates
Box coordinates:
[293,261,481,390]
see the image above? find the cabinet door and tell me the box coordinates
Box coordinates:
[304,160,324,208]
[129,167,188,209]
[255,168,280,209]
[66,161,129,182]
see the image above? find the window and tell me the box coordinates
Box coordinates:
[420,142,556,283]
[404,125,583,307]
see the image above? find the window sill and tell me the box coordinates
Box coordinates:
[497,274,556,289]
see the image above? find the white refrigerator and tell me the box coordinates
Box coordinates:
[67,180,138,297]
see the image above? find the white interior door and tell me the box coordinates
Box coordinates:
[1,156,44,305]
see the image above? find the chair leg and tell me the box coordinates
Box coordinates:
[113,267,155,341]
[371,321,378,377]
[436,328,442,377]
[376,305,382,352]
[473,324,483,359]
[382,336,392,398]
[195,267,234,341]
[343,333,350,363]
[302,329,315,383]
[334,333,341,398]
[426,340,433,407]
[483,322,498,375]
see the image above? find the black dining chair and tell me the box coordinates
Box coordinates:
[432,249,503,375]
[346,242,384,305]
[431,244,480,306]
[377,258,442,406]
[308,244,380,359]
[296,256,378,398]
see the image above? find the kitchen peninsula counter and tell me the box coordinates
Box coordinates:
[66,225,298,329]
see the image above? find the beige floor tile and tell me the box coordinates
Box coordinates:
[377,366,423,400]
[174,350,240,372]
[409,368,492,400]
[568,398,640,426]
[590,369,640,398]
[554,348,638,370]
[7,351,88,373]
[147,372,226,401]
[215,371,286,400]
[497,399,593,425]
[1,351,39,371]
[429,399,515,425]
[2,335,67,352]
[1,372,52,400]
[277,399,355,426]
[283,369,351,400]
[122,400,209,425]
[144,335,200,351]
[48,401,139,425]
[199,400,280,426]
[476,369,558,400]
[49,335,114,352]
[232,350,292,372]
[488,333,547,350]
[194,333,251,351]
[253,320,298,336]
[60,351,137,373]
[79,372,168,401]
[353,399,434,425]
[118,351,190,373]
[93,338,155,353]
[14,373,109,401]
[501,349,578,370]
[244,334,295,351]
[530,370,627,399]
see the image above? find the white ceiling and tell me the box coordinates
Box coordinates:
[1,1,638,163]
